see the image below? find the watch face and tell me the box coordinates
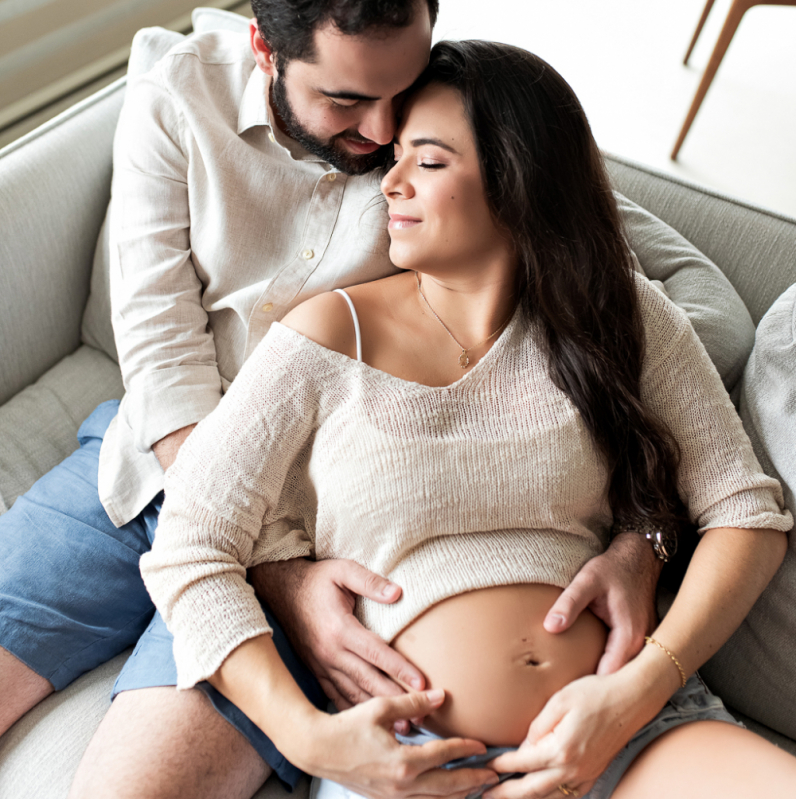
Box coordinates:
[652,528,678,562]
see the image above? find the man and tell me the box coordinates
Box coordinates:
[0,2,749,798]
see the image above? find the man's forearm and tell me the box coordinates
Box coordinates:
[152,424,197,471]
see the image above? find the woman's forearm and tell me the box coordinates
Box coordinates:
[208,633,324,769]
[623,526,787,706]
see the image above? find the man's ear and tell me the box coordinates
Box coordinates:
[249,18,277,76]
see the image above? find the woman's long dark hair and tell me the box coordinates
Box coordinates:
[417,40,684,531]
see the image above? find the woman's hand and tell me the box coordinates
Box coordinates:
[484,658,675,799]
[296,690,500,799]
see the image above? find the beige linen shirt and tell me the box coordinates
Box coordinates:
[100,31,399,526]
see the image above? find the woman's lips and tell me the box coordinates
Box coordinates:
[343,138,381,155]
[388,214,422,230]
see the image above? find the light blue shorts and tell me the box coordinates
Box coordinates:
[0,401,326,789]
[311,674,740,799]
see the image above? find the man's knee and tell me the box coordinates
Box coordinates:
[69,686,271,799]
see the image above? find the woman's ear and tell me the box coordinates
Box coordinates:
[249,19,277,76]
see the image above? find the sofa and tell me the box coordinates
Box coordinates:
[1,7,795,798]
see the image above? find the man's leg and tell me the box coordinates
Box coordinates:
[0,401,155,732]
[69,687,272,799]
[0,647,53,735]
[69,604,327,797]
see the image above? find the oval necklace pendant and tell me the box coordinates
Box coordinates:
[458,351,470,369]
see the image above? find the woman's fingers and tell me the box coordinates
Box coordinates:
[407,766,499,799]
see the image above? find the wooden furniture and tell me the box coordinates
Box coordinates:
[672,0,796,159]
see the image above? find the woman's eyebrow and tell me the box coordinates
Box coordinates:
[410,137,460,154]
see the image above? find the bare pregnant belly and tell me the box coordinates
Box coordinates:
[391,584,607,747]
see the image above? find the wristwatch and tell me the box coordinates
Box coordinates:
[612,519,678,563]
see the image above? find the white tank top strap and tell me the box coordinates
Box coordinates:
[333,288,363,363]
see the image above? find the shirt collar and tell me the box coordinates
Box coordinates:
[237,66,329,164]
[238,66,271,135]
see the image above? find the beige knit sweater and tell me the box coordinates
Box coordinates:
[141,275,792,689]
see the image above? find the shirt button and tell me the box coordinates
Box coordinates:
[268,131,275,143]
[326,172,337,182]
[301,248,314,260]
[261,302,273,313]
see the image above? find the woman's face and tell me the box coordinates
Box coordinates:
[380,83,511,277]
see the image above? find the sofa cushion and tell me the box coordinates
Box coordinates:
[700,283,796,741]
[606,154,796,326]
[0,345,124,513]
[0,650,130,799]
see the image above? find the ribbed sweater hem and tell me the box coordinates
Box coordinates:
[358,529,602,642]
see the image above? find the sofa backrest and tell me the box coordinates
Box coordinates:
[0,81,125,407]
[606,155,796,325]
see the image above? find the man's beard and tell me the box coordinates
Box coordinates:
[271,74,389,176]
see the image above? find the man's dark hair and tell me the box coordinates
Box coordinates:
[250,0,438,69]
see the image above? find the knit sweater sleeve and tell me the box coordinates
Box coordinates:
[140,325,327,689]
[636,275,792,533]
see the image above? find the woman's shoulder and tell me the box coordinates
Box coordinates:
[280,273,410,359]
[280,291,360,360]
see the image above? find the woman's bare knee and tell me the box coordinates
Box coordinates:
[613,720,796,799]
[69,686,272,799]
[0,646,53,735]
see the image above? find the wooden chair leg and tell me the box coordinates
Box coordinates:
[671,0,754,160]
[684,0,718,65]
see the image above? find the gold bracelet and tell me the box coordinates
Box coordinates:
[645,636,687,688]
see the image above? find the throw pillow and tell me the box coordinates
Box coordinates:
[700,282,796,740]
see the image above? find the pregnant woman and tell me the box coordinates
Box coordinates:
[142,41,796,798]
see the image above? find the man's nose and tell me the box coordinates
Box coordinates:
[360,102,395,146]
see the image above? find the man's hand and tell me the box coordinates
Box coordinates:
[250,559,426,714]
[152,424,197,471]
[303,690,498,799]
[542,531,662,674]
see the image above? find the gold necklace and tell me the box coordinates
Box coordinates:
[415,272,512,369]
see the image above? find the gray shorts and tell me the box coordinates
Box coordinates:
[311,673,740,799]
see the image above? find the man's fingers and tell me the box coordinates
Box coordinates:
[343,620,426,691]
[595,622,645,676]
[327,667,375,706]
[333,559,403,604]
[317,675,353,711]
[542,573,597,634]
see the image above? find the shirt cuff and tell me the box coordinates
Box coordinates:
[123,365,224,453]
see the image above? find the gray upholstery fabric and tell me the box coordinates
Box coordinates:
[0,345,124,513]
[606,154,796,325]
[0,83,124,407]
[81,27,186,364]
[0,650,130,799]
[700,283,796,741]
[614,192,755,391]
[0,644,302,799]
